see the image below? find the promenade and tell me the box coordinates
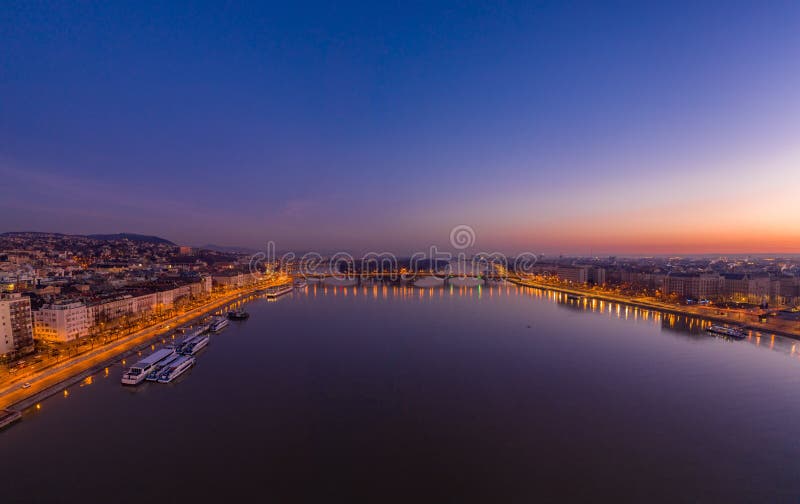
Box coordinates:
[509,277,800,340]
[0,278,288,410]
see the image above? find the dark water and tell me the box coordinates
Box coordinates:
[3,282,800,502]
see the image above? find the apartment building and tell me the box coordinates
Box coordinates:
[0,293,34,356]
[663,273,722,300]
[34,301,90,342]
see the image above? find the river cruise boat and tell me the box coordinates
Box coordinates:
[146,354,181,381]
[265,285,293,299]
[209,316,229,332]
[174,326,209,352]
[706,324,746,339]
[293,280,308,289]
[121,348,176,385]
[187,324,209,336]
[156,355,195,383]
[179,334,210,355]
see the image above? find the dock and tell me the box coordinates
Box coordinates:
[0,409,22,430]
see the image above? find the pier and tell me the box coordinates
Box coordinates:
[0,409,22,430]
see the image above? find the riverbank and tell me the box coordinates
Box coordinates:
[508,277,800,341]
[0,280,288,411]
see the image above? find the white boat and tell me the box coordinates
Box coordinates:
[265,285,293,298]
[209,316,228,332]
[293,280,308,289]
[174,325,209,352]
[180,335,210,355]
[121,348,176,385]
[706,324,746,339]
[156,355,195,383]
[146,354,181,381]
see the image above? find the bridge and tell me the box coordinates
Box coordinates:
[298,271,508,286]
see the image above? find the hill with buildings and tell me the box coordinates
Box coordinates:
[1,232,175,246]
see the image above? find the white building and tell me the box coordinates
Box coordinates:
[213,272,259,290]
[34,301,90,342]
[32,278,214,342]
[0,293,34,356]
[199,275,212,294]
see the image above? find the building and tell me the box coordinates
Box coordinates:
[32,278,210,341]
[721,273,749,302]
[86,282,199,326]
[213,272,259,290]
[196,275,212,295]
[0,293,34,356]
[557,266,589,284]
[663,273,721,300]
[590,267,606,286]
[617,268,666,290]
[721,273,776,304]
[779,275,800,305]
[34,301,90,342]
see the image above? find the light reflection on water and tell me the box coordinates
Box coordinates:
[240,281,799,362]
[5,281,800,502]
[212,281,800,365]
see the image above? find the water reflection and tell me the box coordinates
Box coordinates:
[9,277,800,502]
[42,281,800,413]
[237,281,800,363]
[510,283,800,361]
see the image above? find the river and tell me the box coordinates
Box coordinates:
[2,282,800,502]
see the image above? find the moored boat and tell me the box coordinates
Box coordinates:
[179,334,210,355]
[187,324,210,336]
[121,348,176,385]
[265,284,293,299]
[227,309,249,320]
[706,324,746,339]
[174,325,209,350]
[156,355,196,383]
[209,316,229,332]
[146,354,181,381]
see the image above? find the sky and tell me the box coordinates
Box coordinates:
[2,1,799,255]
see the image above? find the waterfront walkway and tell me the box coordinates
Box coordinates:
[509,277,800,340]
[0,279,287,410]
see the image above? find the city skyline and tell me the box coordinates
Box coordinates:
[5,4,800,500]
[3,2,799,254]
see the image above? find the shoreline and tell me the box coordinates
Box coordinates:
[5,278,798,415]
[508,277,800,341]
[0,282,284,412]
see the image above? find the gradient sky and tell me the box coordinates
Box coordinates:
[2,1,799,255]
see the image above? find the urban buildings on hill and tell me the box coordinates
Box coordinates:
[0,232,272,359]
